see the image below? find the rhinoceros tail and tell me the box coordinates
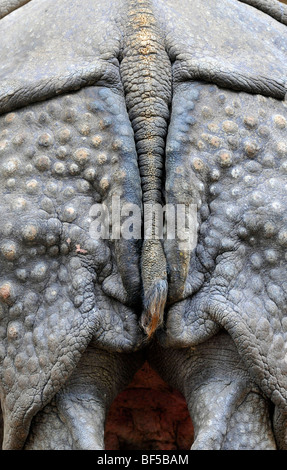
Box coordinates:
[140,239,168,338]
[120,0,171,338]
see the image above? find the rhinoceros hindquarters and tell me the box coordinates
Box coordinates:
[0,85,143,449]
[163,81,287,422]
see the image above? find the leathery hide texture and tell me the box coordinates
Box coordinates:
[0,0,287,450]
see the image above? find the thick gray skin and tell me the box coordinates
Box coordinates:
[0,0,287,450]
[0,82,145,449]
[24,347,145,450]
[160,80,287,447]
[0,0,31,19]
[149,332,276,450]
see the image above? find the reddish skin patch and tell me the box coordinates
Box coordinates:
[75,244,88,254]
[0,283,12,304]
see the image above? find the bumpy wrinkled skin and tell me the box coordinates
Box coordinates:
[0,0,287,450]
[0,0,31,19]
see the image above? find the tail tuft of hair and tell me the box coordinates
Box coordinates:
[140,239,168,338]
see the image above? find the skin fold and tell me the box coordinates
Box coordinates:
[24,346,145,450]
[0,84,144,449]
[0,0,31,19]
[148,332,276,450]
[160,80,287,447]
[0,0,287,449]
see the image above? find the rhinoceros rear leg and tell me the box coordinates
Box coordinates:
[149,332,276,450]
[25,346,144,450]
